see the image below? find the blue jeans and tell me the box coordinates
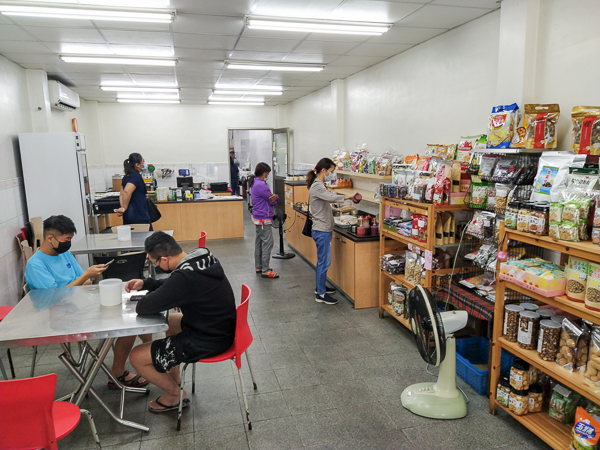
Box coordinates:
[312,230,332,296]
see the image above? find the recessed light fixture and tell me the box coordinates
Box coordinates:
[117,99,180,104]
[245,15,391,36]
[214,84,282,92]
[213,90,282,96]
[61,56,177,66]
[101,86,179,93]
[0,3,175,23]
[117,93,179,100]
[208,101,265,106]
[225,61,323,72]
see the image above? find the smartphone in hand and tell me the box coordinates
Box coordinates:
[129,295,145,302]
[103,259,115,268]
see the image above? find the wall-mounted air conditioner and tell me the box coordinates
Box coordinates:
[48,80,80,111]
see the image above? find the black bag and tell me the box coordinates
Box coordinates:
[302,215,312,237]
[146,199,162,223]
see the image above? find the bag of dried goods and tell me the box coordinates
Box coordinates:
[424,144,439,157]
[511,110,527,148]
[584,331,600,385]
[466,152,481,175]
[487,103,518,149]
[571,106,600,155]
[549,384,580,424]
[524,104,560,149]
[416,157,430,172]
[566,256,589,302]
[441,144,456,160]
[586,263,600,312]
[559,222,580,242]
[495,184,510,214]
[486,185,496,212]
[479,155,499,182]
[491,157,517,183]
[572,406,600,450]
[567,167,600,191]
[457,136,484,163]
[530,151,586,203]
[556,319,583,371]
[470,182,488,209]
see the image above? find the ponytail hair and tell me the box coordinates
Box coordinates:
[306,157,335,189]
[123,153,143,175]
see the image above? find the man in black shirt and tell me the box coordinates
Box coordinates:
[128,232,236,412]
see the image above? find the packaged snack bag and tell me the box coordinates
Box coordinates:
[524,104,560,149]
[404,154,419,168]
[511,110,527,148]
[571,106,600,155]
[572,407,600,450]
[487,103,518,149]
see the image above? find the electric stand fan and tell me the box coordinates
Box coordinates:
[272,206,296,260]
[400,285,468,419]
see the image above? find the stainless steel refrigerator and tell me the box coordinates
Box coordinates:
[19,132,91,267]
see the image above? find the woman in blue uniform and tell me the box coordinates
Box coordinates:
[116,153,152,229]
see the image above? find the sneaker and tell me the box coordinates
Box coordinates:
[315,286,336,295]
[315,293,338,305]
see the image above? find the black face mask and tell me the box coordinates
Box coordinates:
[52,239,71,254]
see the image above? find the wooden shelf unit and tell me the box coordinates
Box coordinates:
[336,170,392,181]
[381,303,412,330]
[378,196,468,321]
[489,221,600,450]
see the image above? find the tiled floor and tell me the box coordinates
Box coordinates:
[4,207,552,450]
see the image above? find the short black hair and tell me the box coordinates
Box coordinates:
[144,231,182,259]
[43,215,77,237]
[254,162,271,178]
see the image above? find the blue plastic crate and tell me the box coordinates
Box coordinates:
[454,337,514,396]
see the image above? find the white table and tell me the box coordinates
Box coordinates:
[0,285,168,431]
[70,230,173,255]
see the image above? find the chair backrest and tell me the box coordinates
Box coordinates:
[111,223,150,233]
[233,284,253,369]
[94,252,147,281]
[198,231,207,248]
[0,373,58,450]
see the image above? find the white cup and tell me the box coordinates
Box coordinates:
[99,279,123,307]
[116,225,132,241]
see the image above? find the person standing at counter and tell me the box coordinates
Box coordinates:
[250,162,279,279]
[307,158,357,305]
[116,152,152,229]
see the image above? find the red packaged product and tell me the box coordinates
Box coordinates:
[411,214,419,241]
[416,214,428,243]
[416,157,431,171]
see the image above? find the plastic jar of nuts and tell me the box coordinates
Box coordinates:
[533,204,549,236]
[537,309,554,320]
[528,384,543,413]
[503,304,524,342]
[520,302,539,312]
[505,201,520,230]
[509,388,529,416]
[517,203,531,233]
[537,319,561,361]
[510,359,531,390]
[518,310,541,350]
[496,375,511,407]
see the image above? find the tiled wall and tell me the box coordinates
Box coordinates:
[0,178,28,306]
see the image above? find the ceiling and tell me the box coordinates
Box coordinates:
[0,0,500,105]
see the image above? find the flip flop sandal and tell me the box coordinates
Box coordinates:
[261,270,279,278]
[107,370,149,390]
[149,396,190,413]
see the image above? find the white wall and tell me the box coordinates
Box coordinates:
[0,55,32,305]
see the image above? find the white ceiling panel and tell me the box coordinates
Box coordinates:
[346,42,412,57]
[1,53,59,64]
[368,25,447,44]
[331,0,424,23]
[328,55,387,66]
[172,14,243,36]
[293,79,332,88]
[5,16,95,28]
[173,33,237,50]
[431,0,500,9]
[0,25,36,41]
[398,4,493,29]
[283,52,338,64]
[130,74,178,83]
[87,21,170,32]
[251,0,343,20]
[241,28,310,40]
[305,32,371,43]
[229,50,288,61]
[122,66,175,75]
[174,48,228,61]
[22,26,105,43]
[99,30,172,46]
[0,41,53,53]
[236,37,300,53]
[292,40,359,55]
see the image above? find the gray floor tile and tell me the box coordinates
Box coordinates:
[346,355,397,379]
[301,344,348,364]
[311,360,359,381]
[193,397,244,431]
[241,351,272,373]
[266,348,310,370]
[338,401,399,441]
[247,417,303,450]
[274,365,322,390]
[195,424,250,450]
[281,385,334,415]
[236,369,280,396]
[141,407,194,440]
[320,379,378,409]
[260,334,300,353]
[294,409,352,447]
[187,374,239,401]
[139,433,195,450]
[246,391,291,421]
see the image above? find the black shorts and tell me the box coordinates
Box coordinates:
[151,336,182,373]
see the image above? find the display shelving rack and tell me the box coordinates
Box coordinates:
[489,222,600,450]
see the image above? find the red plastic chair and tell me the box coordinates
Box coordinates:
[0,373,101,450]
[177,284,257,431]
[198,231,207,248]
[0,306,38,380]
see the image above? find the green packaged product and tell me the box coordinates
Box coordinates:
[549,384,581,424]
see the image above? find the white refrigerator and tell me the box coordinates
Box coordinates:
[19,132,91,267]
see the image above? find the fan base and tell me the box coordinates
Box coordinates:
[272,253,296,259]
[401,382,467,420]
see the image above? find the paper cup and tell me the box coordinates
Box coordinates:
[99,279,123,307]
[116,225,132,241]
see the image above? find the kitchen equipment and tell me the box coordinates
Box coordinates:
[176,189,182,201]
[351,225,358,234]
[177,176,193,189]
[193,182,202,190]
[179,169,190,176]
[170,188,177,201]
[210,182,229,192]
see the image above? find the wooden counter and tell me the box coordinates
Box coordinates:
[284,182,379,309]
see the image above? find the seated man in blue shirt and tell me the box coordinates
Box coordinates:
[25,215,150,389]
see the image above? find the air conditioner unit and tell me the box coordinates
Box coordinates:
[48,80,80,111]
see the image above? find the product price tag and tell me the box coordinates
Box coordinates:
[424,250,432,271]
[408,243,413,251]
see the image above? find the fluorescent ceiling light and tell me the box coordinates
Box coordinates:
[117,99,180,104]
[101,80,178,87]
[215,84,282,92]
[225,61,323,72]
[245,15,391,36]
[102,86,179,93]
[0,3,175,23]
[22,0,170,6]
[61,56,177,66]
[209,96,264,102]
[117,93,179,99]
[213,90,281,96]
[60,43,174,57]
[209,101,265,106]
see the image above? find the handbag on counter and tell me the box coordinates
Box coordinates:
[302,201,312,237]
[146,199,162,223]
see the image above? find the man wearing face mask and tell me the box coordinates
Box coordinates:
[25,215,151,389]
[126,231,236,413]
